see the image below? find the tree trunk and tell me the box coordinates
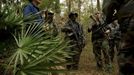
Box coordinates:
[97,0,101,11]
[91,0,94,13]
[78,0,81,22]
[55,0,61,25]
[67,0,71,13]
[55,0,60,14]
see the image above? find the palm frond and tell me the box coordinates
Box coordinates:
[0,1,73,75]
[7,22,72,75]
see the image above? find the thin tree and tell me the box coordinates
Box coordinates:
[90,0,94,13]
[78,0,81,22]
[97,0,101,11]
[66,0,71,13]
[55,0,60,14]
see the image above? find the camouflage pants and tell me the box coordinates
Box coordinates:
[109,38,120,62]
[93,39,110,69]
[66,45,82,70]
[118,18,134,75]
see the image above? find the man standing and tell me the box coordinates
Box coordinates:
[103,0,134,74]
[23,0,43,22]
[62,12,85,70]
[44,11,59,36]
[88,13,110,70]
[107,21,121,62]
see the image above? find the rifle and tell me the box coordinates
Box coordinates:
[92,22,108,34]
[68,20,84,49]
[93,15,117,34]
[90,14,112,40]
[90,15,108,34]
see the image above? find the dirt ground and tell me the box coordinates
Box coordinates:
[58,24,119,75]
[76,33,104,75]
[74,32,119,75]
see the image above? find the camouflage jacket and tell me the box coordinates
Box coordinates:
[89,23,105,42]
[107,22,121,39]
[43,22,59,36]
[62,20,85,48]
[88,14,105,42]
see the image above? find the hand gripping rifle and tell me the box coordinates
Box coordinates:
[92,15,117,34]
[90,15,112,40]
[93,22,108,34]
[90,15,108,34]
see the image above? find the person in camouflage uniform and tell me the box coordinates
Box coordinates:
[107,20,121,62]
[103,0,134,74]
[62,12,85,70]
[43,11,59,36]
[88,13,110,70]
